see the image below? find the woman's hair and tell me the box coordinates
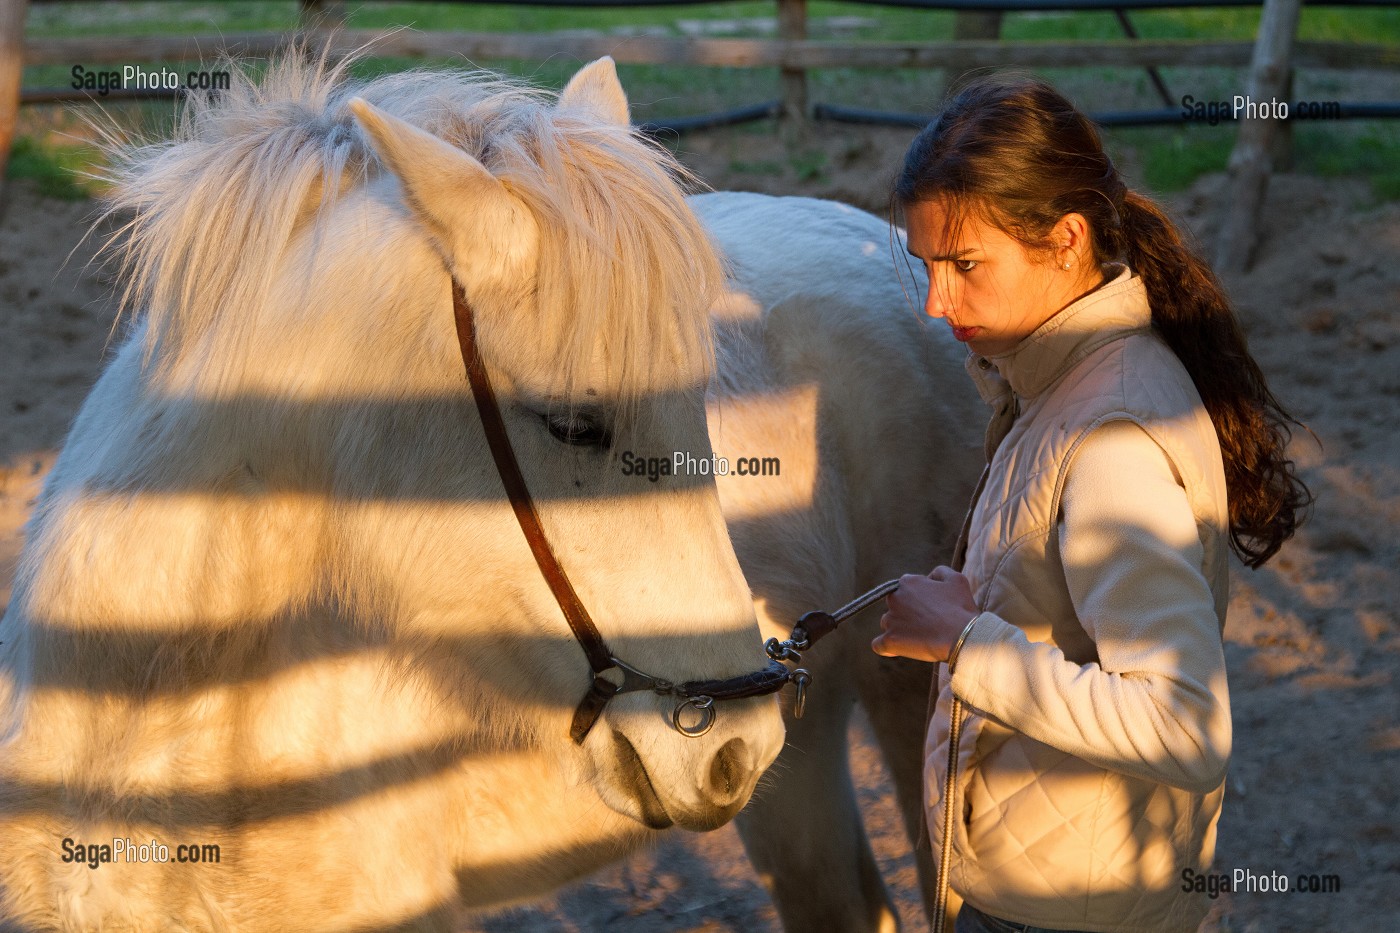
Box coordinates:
[895,75,1311,569]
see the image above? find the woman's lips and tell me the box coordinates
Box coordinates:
[952,326,981,342]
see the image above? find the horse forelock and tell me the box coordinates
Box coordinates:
[95,49,724,414]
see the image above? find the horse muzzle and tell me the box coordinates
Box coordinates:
[604,726,765,832]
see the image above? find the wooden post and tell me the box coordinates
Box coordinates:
[1215,0,1302,273]
[0,0,28,209]
[777,0,807,142]
[953,11,1003,43]
[946,10,1001,96]
[299,0,347,30]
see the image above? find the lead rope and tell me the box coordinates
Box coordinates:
[934,694,964,933]
[930,463,986,933]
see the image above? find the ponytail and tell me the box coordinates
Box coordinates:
[1117,192,1312,567]
[895,75,1311,568]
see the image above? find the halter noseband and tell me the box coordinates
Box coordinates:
[450,280,796,743]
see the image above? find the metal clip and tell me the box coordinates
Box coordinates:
[764,636,803,664]
[790,669,812,719]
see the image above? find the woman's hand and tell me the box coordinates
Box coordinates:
[871,566,979,663]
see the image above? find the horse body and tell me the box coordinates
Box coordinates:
[700,192,983,932]
[0,58,785,931]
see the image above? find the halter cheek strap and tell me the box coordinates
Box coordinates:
[451,282,620,741]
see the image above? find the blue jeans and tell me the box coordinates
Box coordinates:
[954,902,1096,933]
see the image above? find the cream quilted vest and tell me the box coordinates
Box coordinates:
[926,266,1230,932]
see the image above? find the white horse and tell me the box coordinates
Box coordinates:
[0,55,789,931]
[700,193,983,932]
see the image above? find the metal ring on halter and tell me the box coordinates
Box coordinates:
[790,669,812,719]
[672,696,717,737]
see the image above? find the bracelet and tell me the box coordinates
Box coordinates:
[946,614,981,676]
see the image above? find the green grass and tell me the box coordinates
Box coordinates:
[1302,122,1400,202]
[14,1,1400,201]
[1102,112,1400,200]
[4,136,104,199]
[1123,127,1237,193]
[789,149,829,182]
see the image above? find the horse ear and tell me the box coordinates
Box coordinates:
[348,97,536,297]
[558,57,630,126]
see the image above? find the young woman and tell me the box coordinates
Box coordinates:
[871,77,1310,933]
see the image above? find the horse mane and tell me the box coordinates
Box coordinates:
[94,48,724,409]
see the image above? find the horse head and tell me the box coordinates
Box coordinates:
[340,59,785,831]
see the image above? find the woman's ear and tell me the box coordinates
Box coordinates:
[1053,212,1094,267]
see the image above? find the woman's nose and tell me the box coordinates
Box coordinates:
[924,278,954,319]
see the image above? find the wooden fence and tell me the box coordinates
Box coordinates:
[2,0,1399,267]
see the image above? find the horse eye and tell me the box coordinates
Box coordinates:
[544,412,613,448]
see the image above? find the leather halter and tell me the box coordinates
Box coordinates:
[450,281,793,744]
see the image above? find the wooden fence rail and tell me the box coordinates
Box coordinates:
[21,31,1400,72]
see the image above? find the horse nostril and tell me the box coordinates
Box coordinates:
[708,737,750,802]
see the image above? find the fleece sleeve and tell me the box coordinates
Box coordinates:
[947,419,1231,794]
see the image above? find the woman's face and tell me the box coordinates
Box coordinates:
[904,198,1091,357]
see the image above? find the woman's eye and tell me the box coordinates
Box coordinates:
[544,412,613,448]
[955,259,979,273]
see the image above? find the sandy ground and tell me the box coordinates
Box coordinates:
[2,121,1398,932]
